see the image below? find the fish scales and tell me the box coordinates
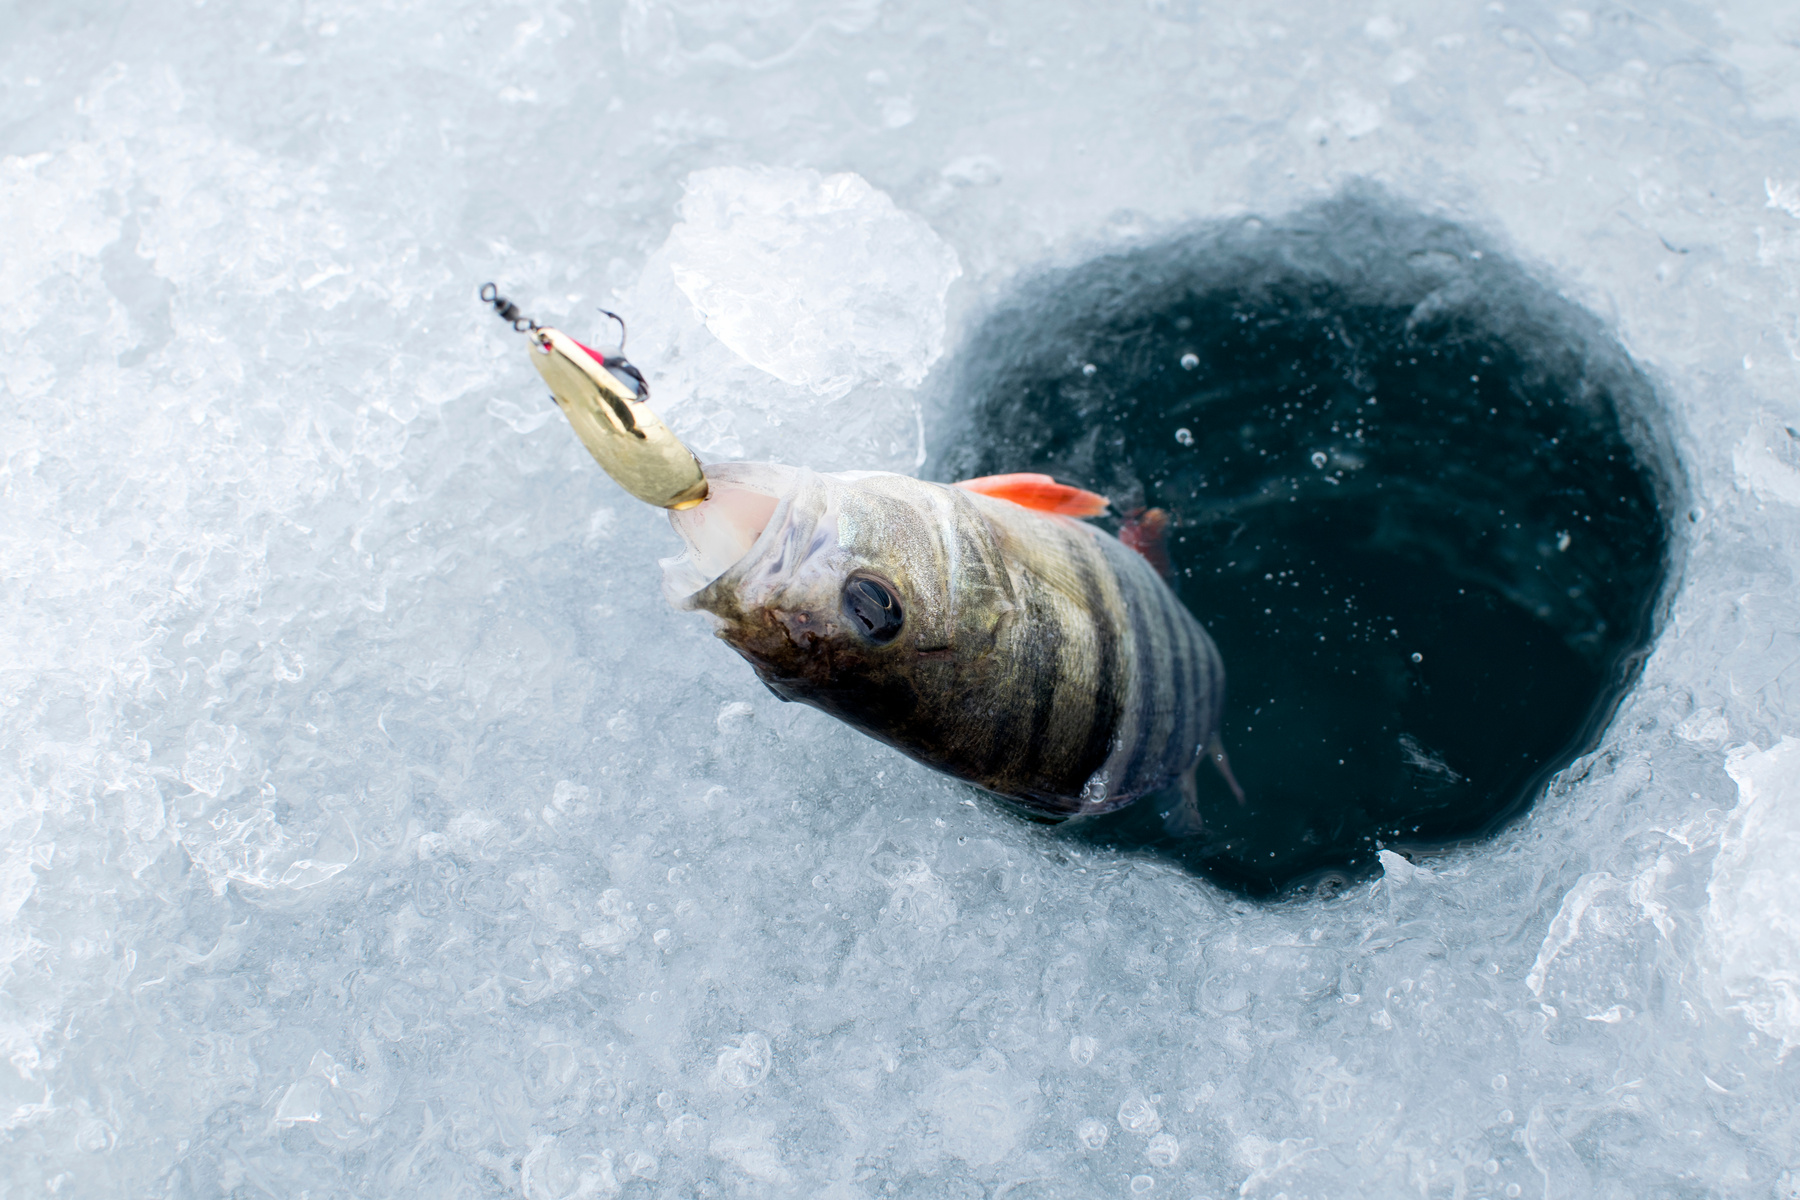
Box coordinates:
[665,465,1226,818]
[973,490,1122,803]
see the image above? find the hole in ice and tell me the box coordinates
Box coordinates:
[933,191,1678,897]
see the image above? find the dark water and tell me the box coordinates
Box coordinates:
[932,194,1676,896]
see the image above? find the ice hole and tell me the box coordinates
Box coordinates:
[933,192,1681,896]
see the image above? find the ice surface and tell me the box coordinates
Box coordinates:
[2,1,1800,1197]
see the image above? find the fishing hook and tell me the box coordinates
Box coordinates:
[597,308,628,353]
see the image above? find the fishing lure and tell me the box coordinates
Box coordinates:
[480,283,706,510]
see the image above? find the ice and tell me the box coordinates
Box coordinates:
[3,1,1800,1197]
[664,166,956,396]
[1709,739,1800,1051]
[626,165,959,472]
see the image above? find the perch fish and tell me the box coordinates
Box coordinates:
[483,287,1240,830]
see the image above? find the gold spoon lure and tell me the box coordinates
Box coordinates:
[481,283,708,510]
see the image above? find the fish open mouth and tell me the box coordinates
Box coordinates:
[660,462,804,605]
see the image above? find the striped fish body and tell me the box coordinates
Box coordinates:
[661,463,1225,816]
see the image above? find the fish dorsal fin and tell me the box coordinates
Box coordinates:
[954,473,1109,517]
[1119,507,1173,578]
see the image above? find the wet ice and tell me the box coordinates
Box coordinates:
[3,1,1800,1197]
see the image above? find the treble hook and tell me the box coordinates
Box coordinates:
[597,308,628,354]
[479,282,538,334]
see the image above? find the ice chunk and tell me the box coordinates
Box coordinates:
[708,1121,790,1184]
[1145,1132,1180,1166]
[624,165,960,473]
[669,166,957,394]
[1734,416,1800,508]
[1708,738,1800,1048]
[925,1054,1035,1166]
[712,1032,772,1088]
[1116,1091,1162,1135]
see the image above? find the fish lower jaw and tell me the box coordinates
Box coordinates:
[722,619,864,692]
[718,621,816,678]
[773,610,842,647]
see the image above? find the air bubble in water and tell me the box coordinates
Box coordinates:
[1311,450,1329,468]
[1175,428,1195,446]
[1082,362,1097,376]
[1411,652,1423,663]
[1180,352,1199,370]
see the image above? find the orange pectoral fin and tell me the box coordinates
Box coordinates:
[954,473,1110,517]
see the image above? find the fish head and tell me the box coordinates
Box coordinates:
[661,464,1012,701]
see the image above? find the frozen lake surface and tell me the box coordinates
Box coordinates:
[4,1,1800,1196]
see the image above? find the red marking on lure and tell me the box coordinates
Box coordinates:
[1119,507,1173,578]
[954,473,1110,517]
[569,336,610,366]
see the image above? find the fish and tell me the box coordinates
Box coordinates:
[481,286,1240,831]
[662,465,1241,828]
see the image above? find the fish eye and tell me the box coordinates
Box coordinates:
[842,576,904,644]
